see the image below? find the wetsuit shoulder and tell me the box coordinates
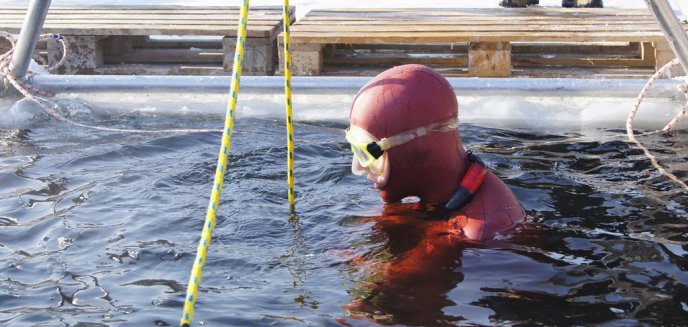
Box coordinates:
[454,172,525,240]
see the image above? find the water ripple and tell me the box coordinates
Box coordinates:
[0,113,687,326]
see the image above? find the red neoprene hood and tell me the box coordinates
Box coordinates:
[349,65,465,203]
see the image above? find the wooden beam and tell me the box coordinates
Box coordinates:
[469,42,512,77]
[279,43,324,76]
[654,41,686,77]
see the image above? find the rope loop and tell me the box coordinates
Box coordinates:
[627,58,688,192]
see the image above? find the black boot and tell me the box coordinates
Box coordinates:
[500,0,530,7]
[562,0,603,8]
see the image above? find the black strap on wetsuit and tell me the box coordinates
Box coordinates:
[415,151,488,221]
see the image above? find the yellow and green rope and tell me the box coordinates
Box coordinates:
[283,1,295,213]
[179,0,250,325]
[180,1,297,325]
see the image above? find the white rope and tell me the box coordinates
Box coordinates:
[627,58,688,192]
[1,32,218,134]
[663,83,688,132]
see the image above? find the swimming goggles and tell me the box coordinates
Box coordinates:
[345,116,459,168]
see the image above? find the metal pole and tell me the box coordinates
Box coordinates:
[645,0,688,73]
[9,0,52,78]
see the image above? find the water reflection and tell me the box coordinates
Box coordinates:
[341,182,688,326]
[343,203,471,326]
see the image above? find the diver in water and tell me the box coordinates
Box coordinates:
[499,0,603,7]
[341,65,527,324]
[346,64,525,240]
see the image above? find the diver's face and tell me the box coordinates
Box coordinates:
[351,152,390,189]
[346,124,391,189]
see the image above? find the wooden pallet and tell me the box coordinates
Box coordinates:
[280,8,682,78]
[0,5,295,75]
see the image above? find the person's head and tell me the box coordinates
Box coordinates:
[347,65,466,203]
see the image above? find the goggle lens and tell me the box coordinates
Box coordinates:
[346,127,376,167]
[351,144,375,167]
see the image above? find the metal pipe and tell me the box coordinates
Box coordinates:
[9,0,52,78]
[645,0,688,73]
[28,75,683,98]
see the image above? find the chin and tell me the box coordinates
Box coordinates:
[379,188,403,203]
[379,189,391,203]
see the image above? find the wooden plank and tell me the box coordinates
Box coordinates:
[295,18,657,24]
[641,42,656,66]
[328,45,642,60]
[513,42,641,55]
[3,6,640,17]
[26,23,279,31]
[0,19,283,27]
[1,15,285,21]
[283,7,668,77]
[326,52,467,66]
[104,48,223,64]
[305,8,652,16]
[0,4,295,38]
[279,43,323,75]
[1,6,289,76]
[303,9,654,20]
[290,15,655,76]
[295,17,658,25]
[0,25,279,37]
[131,39,222,49]
[2,13,283,21]
[92,63,226,76]
[2,5,285,10]
[289,24,660,33]
[297,13,656,21]
[301,17,654,24]
[336,43,467,52]
[287,32,666,43]
[512,54,651,67]
[336,42,641,55]
[0,14,284,20]
[654,41,685,76]
[469,42,511,77]
[47,35,103,74]
[295,20,658,28]
[315,65,466,77]
[1,6,296,21]
[327,53,653,68]
[298,13,656,25]
[1,6,289,13]
[317,64,655,79]
[4,21,661,36]
[510,66,654,78]
[2,10,285,18]
[222,36,276,74]
[2,14,279,20]
[305,7,648,12]
[296,17,655,25]
[0,16,284,24]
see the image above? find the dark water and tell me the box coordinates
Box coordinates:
[1,103,687,326]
